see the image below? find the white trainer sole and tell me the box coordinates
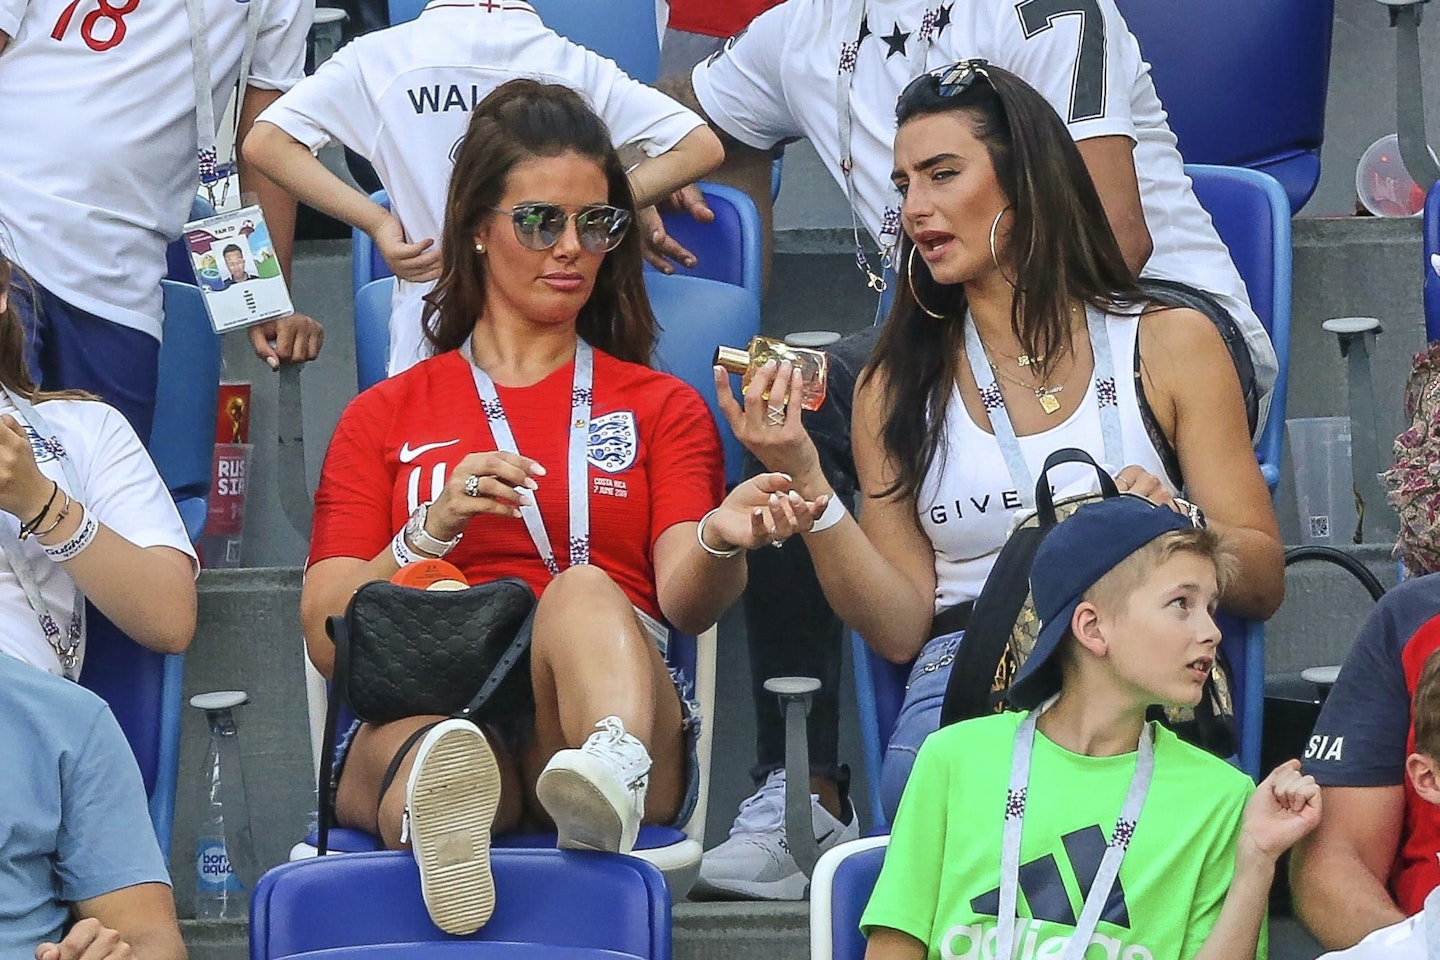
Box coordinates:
[535,750,637,853]
[407,721,501,935]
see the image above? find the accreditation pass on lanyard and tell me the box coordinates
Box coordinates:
[997,699,1156,960]
[464,338,593,574]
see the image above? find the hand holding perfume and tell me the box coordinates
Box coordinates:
[714,336,829,411]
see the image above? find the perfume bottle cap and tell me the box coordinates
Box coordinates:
[784,330,842,349]
[714,345,750,374]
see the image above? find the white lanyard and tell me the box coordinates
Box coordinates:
[464,339,593,576]
[0,388,85,678]
[184,0,263,204]
[998,701,1155,960]
[962,305,1124,508]
[1427,887,1440,960]
[835,0,936,291]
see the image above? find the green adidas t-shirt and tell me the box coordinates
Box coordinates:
[861,711,1262,960]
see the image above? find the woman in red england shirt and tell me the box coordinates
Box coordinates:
[300,78,826,935]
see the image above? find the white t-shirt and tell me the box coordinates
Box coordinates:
[691,0,1278,405]
[0,393,198,677]
[1317,886,1440,959]
[257,0,706,374]
[0,0,311,339]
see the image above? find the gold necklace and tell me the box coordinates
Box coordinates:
[987,360,1065,415]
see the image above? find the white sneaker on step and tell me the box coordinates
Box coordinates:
[536,716,651,854]
[402,719,502,936]
[691,769,859,901]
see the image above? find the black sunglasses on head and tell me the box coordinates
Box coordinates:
[898,58,994,108]
[490,202,633,253]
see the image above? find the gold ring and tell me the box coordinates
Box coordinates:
[765,405,786,426]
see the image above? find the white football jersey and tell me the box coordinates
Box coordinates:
[258,0,706,374]
[0,0,311,338]
[692,0,1277,404]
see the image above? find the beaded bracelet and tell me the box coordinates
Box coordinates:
[42,506,98,562]
[18,480,59,540]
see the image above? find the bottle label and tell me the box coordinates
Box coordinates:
[196,839,243,892]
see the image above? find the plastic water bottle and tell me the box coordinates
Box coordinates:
[191,691,255,921]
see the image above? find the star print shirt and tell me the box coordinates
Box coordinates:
[862,711,1259,960]
[307,348,724,621]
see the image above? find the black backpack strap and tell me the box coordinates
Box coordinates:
[1140,278,1259,438]
[939,523,1047,726]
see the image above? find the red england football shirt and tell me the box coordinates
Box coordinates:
[309,348,724,620]
[667,0,784,39]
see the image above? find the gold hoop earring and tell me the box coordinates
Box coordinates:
[907,245,946,320]
[988,206,1016,286]
[474,242,486,254]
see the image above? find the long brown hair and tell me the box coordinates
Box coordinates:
[0,251,92,402]
[422,79,656,365]
[865,63,1148,501]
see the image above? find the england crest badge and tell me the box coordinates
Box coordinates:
[587,411,638,473]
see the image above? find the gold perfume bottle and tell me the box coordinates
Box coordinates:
[714,336,829,411]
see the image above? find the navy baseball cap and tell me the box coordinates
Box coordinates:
[1008,495,1198,710]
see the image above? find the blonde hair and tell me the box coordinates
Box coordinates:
[1084,526,1238,616]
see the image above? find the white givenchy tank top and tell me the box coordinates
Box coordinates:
[918,310,1176,612]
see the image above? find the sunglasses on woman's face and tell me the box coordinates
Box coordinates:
[898,58,993,106]
[490,202,633,254]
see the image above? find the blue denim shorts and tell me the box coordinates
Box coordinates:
[879,629,963,824]
[331,606,702,830]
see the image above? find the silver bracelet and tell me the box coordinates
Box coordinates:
[808,493,848,533]
[42,506,98,562]
[391,526,422,568]
[695,508,742,559]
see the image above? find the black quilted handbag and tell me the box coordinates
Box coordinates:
[315,577,536,853]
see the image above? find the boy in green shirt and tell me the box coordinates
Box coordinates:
[862,495,1321,960]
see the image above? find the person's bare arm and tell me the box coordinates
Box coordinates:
[1076,135,1151,275]
[864,928,927,960]
[235,87,325,367]
[625,126,724,209]
[1141,308,1284,618]
[42,884,187,960]
[1290,784,1407,949]
[651,73,776,284]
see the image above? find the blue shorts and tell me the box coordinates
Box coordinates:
[880,629,963,824]
[332,608,703,830]
[7,276,159,445]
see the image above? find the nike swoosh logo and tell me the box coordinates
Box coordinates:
[398,439,459,463]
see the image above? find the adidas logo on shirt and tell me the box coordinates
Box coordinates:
[937,825,1157,960]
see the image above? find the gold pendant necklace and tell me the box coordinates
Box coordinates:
[988,361,1065,415]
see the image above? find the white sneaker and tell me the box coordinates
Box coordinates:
[536,716,651,853]
[691,769,859,901]
[402,719,502,936]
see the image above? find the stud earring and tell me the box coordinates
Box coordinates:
[474,242,486,254]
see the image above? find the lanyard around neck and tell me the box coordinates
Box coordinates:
[0,387,86,678]
[464,339,593,576]
[1426,886,1440,959]
[185,0,263,198]
[962,305,1123,507]
[835,0,934,292]
[997,701,1156,960]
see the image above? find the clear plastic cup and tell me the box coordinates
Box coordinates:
[1356,134,1432,217]
[1286,418,1359,545]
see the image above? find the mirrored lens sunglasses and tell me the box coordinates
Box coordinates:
[492,203,633,253]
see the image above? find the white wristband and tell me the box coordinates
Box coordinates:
[808,493,847,533]
[696,508,742,559]
[391,527,422,568]
[42,506,99,562]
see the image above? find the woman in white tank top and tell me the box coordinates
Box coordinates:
[719,61,1283,820]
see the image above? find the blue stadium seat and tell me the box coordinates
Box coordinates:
[1114,0,1333,212]
[1425,181,1440,343]
[80,279,221,858]
[851,164,1292,829]
[651,183,763,302]
[385,0,658,83]
[354,278,393,392]
[253,849,672,960]
[352,190,391,297]
[807,837,889,960]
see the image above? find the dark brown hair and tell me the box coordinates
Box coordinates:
[1415,649,1440,760]
[864,64,1147,501]
[421,79,656,365]
[0,251,92,402]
